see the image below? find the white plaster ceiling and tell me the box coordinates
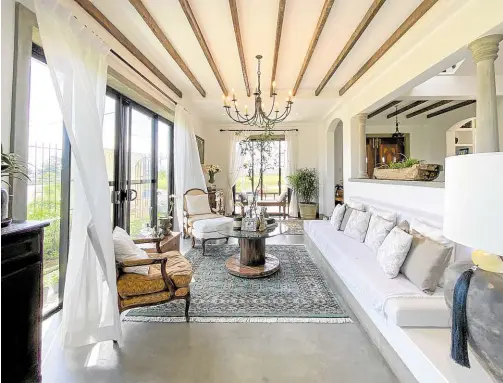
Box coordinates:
[86,0,488,124]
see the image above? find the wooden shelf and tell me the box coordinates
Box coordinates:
[455,143,473,147]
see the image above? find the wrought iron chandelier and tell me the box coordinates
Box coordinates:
[391,105,404,142]
[223,55,293,129]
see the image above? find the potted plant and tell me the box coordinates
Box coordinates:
[287,168,318,219]
[1,146,30,226]
[373,156,442,181]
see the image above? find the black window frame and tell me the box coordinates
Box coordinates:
[30,43,71,320]
[105,87,174,233]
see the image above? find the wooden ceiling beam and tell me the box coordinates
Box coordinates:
[368,100,401,119]
[339,0,438,96]
[129,0,206,97]
[270,0,287,97]
[315,0,386,96]
[405,100,451,118]
[179,0,227,95]
[73,0,182,98]
[386,101,426,118]
[292,0,335,96]
[229,0,250,97]
[426,100,475,118]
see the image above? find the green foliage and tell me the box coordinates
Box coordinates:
[158,169,168,190]
[386,158,422,169]
[287,168,318,204]
[1,146,30,184]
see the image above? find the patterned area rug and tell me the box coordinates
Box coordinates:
[281,219,304,235]
[125,244,351,323]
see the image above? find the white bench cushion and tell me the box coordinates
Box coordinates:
[304,220,449,327]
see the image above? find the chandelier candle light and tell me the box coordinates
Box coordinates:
[223,55,294,129]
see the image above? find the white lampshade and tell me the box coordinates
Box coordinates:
[443,152,503,255]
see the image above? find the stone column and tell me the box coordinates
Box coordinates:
[468,34,503,153]
[357,113,368,178]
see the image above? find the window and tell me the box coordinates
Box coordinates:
[235,137,287,212]
[103,89,174,236]
[27,47,70,317]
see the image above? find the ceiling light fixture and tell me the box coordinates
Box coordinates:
[223,55,293,129]
[391,105,404,142]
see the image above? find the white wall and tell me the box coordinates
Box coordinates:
[366,103,477,181]
[317,0,503,216]
[1,0,15,152]
[201,122,319,197]
[333,122,343,185]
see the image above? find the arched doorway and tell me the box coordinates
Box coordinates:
[324,118,343,216]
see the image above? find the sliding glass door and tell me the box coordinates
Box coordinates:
[105,89,174,236]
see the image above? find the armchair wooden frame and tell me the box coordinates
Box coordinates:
[116,239,190,322]
[183,188,229,255]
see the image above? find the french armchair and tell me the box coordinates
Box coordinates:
[116,238,192,322]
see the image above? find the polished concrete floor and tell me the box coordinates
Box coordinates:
[42,232,398,383]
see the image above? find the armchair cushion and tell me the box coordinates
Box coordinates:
[117,251,192,298]
[113,227,150,275]
[186,194,211,215]
[187,213,222,226]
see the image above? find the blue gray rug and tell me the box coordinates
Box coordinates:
[125,244,351,323]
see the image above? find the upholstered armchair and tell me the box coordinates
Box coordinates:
[183,188,233,255]
[116,239,192,322]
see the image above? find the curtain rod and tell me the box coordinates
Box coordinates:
[219,129,298,132]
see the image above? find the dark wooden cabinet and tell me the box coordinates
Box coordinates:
[2,221,49,383]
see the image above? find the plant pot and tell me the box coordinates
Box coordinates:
[299,203,317,219]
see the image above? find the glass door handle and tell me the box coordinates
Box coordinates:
[127,189,137,201]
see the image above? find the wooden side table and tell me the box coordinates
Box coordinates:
[135,232,181,253]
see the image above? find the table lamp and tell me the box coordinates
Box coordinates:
[444,152,503,272]
[443,152,503,370]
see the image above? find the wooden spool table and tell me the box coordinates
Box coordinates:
[219,223,288,278]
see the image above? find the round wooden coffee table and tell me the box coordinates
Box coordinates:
[218,223,288,278]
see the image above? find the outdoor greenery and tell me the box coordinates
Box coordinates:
[239,131,279,213]
[287,168,318,204]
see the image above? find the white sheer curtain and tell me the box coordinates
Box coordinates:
[35,0,122,347]
[225,132,245,215]
[174,105,207,230]
[285,131,299,218]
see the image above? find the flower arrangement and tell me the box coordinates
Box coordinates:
[203,164,222,184]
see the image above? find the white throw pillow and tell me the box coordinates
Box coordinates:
[343,210,372,242]
[369,206,397,224]
[330,204,346,230]
[113,227,150,275]
[377,227,413,278]
[346,199,366,212]
[364,215,396,253]
[410,218,454,286]
[186,194,211,215]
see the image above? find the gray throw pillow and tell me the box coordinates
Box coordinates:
[339,207,354,231]
[400,233,452,295]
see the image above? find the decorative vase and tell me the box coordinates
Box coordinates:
[208,172,215,184]
[233,217,242,231]
[258,211,266,231]
[444,262,503,381]
[159,216,172,235]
